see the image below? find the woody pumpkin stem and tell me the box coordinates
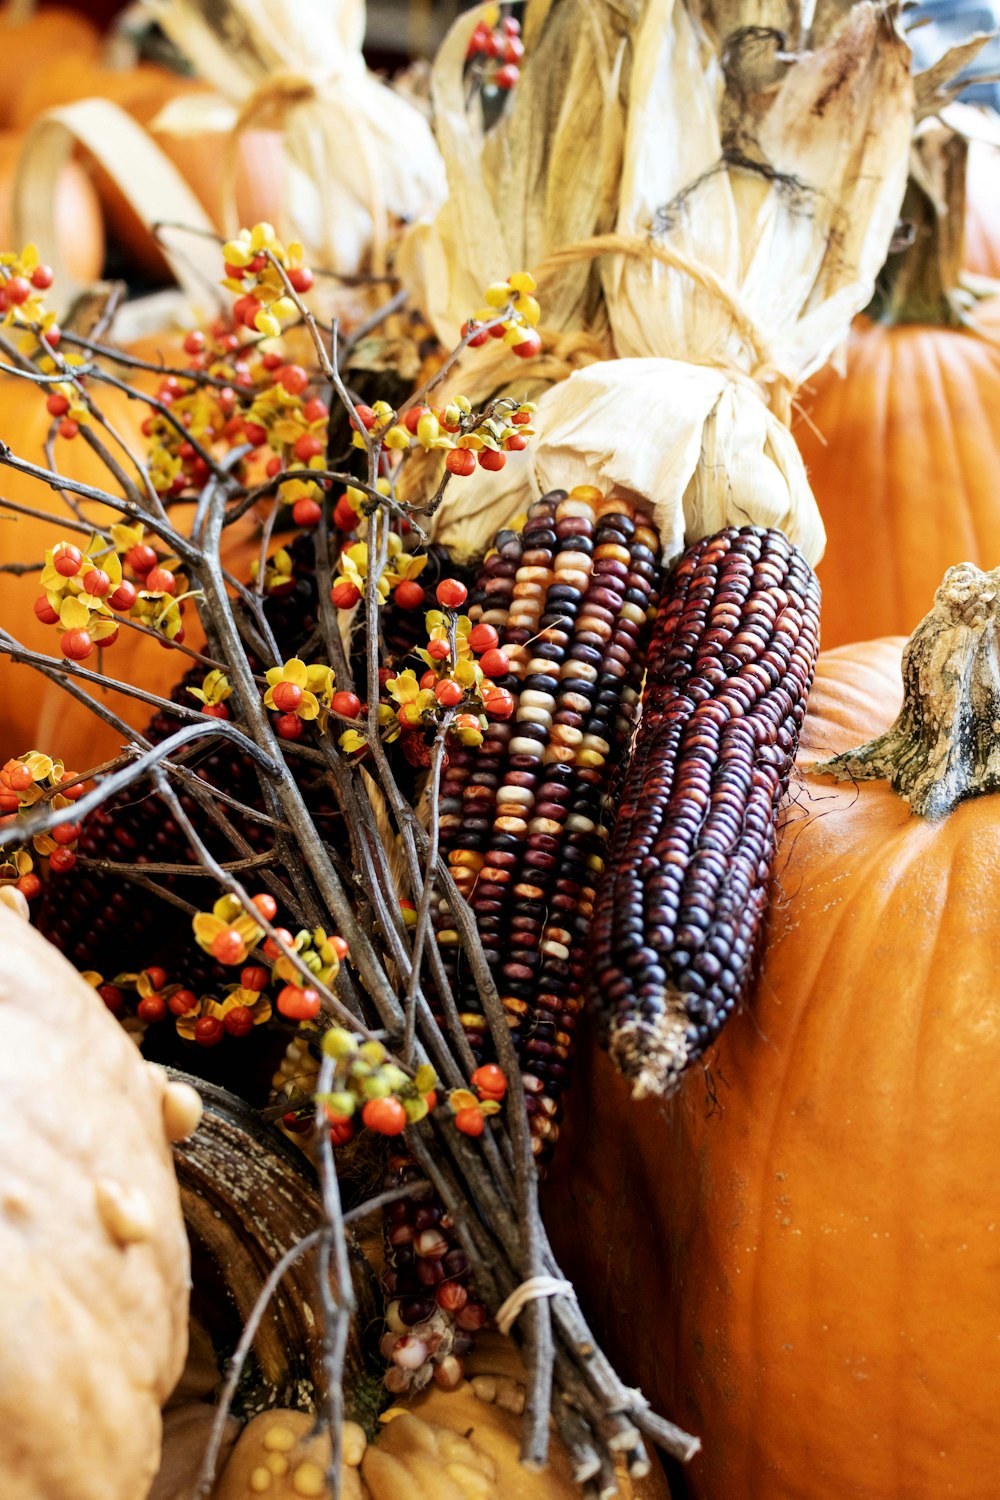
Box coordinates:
[813,562,1000,818]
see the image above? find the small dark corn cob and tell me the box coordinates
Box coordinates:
[589,524,821,1098]
[433,488,661,1154]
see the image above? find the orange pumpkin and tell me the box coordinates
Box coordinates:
[9,61,284,278]
[795,128,1000,647]
[0,129,104,285]
[0,7,102,126]
[548,571,1000,1498]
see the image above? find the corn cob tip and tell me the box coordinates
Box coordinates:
[608,1009,691,1100]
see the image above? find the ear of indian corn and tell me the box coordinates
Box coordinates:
[433,487,662,1154]
[588,524,821,1098]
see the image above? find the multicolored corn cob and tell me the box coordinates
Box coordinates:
[432,487,662,1154]
[589,524,821,1098]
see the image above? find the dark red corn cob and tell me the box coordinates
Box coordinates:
[589,524,821,1098]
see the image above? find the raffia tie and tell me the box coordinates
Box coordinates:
[494,1276,573,1336]
[531,232,798,426]
[222,66,388,274]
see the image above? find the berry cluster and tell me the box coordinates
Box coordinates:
[0,752,86,893]
[34,523,192,660]
[90,962,271,1044]
[0,244,63,360]
[341,577,516,759]
[466,7,524,92]
[461,271,542,362]
[220,222,313,339]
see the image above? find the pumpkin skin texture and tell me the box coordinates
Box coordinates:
[0,902,192,1500]
[795,301,1000,646]
[547,635,1000,1500]
[0,8,101,126]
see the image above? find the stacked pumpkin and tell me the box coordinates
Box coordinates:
[795,124,1000,645]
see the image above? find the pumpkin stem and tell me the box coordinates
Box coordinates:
[813,562,1000,818]
[867,125,982,329]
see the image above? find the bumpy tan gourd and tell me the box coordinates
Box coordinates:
[0,902,198,1500]
[212,1356,672,1499]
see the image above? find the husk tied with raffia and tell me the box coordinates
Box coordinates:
[396,0,644,558]
[411,0,914,566]
[147,0,447,275]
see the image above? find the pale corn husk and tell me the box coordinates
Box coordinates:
[396,0,640,554]
[399,0,639,353]
[527,0,914,566]
[145,0,447,273]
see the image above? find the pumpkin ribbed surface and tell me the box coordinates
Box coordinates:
[547,636,1000,1499]
[796,309,1000,647]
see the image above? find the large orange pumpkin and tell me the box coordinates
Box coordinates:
[547,570,1000,1497]
[0,7,102,125]
[9,61,284,278]
[795,129,1000,647]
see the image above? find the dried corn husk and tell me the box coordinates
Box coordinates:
[146,0,447,274]
[399,0,639,354]
[396,0,641,554]
[528,0,913,564]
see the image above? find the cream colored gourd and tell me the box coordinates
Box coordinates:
[0,900,201,1500]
